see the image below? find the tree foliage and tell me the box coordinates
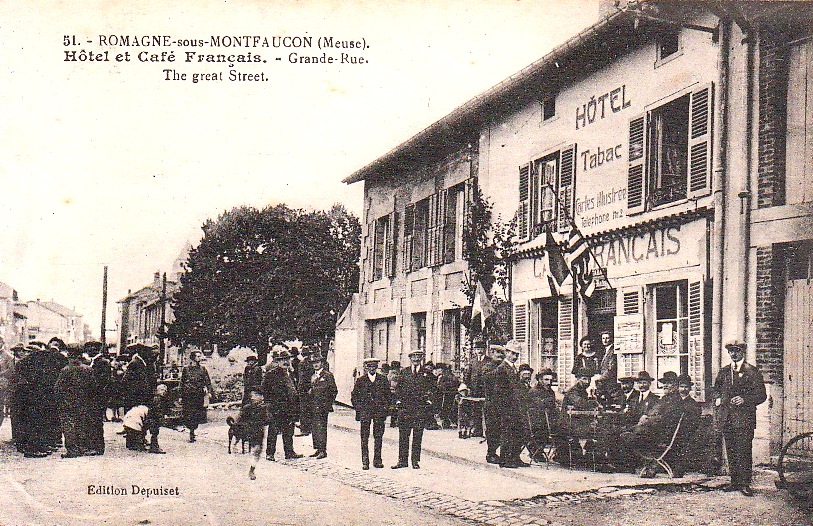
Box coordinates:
[168,203,360,357]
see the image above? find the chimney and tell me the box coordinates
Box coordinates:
[598,0,627,19]
[153,272,161,289]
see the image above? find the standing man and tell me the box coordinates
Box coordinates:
[494,341,527,468]
[54,347,97,458]
[88,341,111,455]
[465,340,488,437]
[242,355,263,406]
[262,350,302,461]
[296,347,315,437]
[181,350,213,443]
[482,344,505,464]
[308,354,337,459]
[595,331,619,406]
[351,358,391,469]
[392,349,433,469]
[714,341,767,497]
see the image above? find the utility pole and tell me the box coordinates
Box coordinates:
[101,266,108,348]
[159,272,167,369]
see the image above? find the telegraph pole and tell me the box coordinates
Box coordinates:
[159,272,167,368]
[101,266,108,348]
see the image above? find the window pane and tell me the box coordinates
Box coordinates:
[655,285,677,319]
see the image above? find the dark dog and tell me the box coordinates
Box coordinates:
[226,416,249,454]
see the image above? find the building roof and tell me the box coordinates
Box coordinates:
[38,301,82,318]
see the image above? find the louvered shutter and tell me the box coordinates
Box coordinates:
[373,217,386,280]
[557,295,574,390]
[529,162,540,236]
[627,114,646,214]
[365,220,376,282]
[513,302,528,344]
[385,211,398,278]
[616,287,644,378]
[687,279,707,401]
[412,201,427,271]
[443,187,457,264]
[688,84,713,199]
[518,163,531,241]
[402,204,414,273]
[558,145,576,233]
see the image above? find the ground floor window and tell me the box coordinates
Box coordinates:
[530,298,558,372]
[652,280,690,382]
[411,312,427,353]
[441,309,462,369]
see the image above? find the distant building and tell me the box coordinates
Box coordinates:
[25,300,84,345]
[0,282,26,346]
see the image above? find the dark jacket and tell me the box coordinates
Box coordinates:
[492,361,523,420]
[394,367,434,422]
[242,363,264,401]
[123,355,156,410]
[572,353,601,377]
[467,355,489,397]
[309,369,338,414]
[262,364,298,423]
[713,362,767,430]
[481,359,501,405]
[351,373,391,420]
[628,391,660,426]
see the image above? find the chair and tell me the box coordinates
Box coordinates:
[637,413,685,479]
[563,408,600,471]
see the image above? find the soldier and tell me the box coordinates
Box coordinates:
[392,350,433,469]
[714,341,767,497]
[351,358,391,469]
[308,354,337,459]
[181,349,213,443]
[262,350,302,461]
[482,344,505,464]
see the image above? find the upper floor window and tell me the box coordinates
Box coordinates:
[627,84,712,214]
[403,183,467,273]
[366,211,396,282]
[656,30,680,62]
[540,95,556,122]
[517,145,576,241]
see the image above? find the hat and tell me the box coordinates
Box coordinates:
[619,376,636,384]
[408,349,425,357]
[276,349,291,360]
[725,341,747,353]
[28,341,46,351]
[573,366,592,379]
[676,373,693,386]
[472,339,486,349]
[538,368,556,378]
[300,347,312,356]
[84,341,104,354]
[48,337,66,350]
[659,371,679,384]
[505,340,524,354]
[458,383,469,392]
[634,371,655,382]
[245,355,258,362]
[363,357,380,366]
[518,363,533,374]
[488,344,506,354]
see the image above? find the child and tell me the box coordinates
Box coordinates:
[122,404,149,451]
[455,383,475,439]
[236,389,267,480]
[146,384,171,454]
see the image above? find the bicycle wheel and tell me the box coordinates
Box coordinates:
[778,431,813,499]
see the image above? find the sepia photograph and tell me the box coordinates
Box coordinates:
[1,1,812,525]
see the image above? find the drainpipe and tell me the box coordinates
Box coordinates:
[740,25,755,357]
[711,19,731,380]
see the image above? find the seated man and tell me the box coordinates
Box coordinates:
[527,368,558,462]
[556,368,598,466]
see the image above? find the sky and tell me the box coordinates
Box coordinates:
[0,0,601,341]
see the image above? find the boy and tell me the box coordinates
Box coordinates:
[236,388,267,480]
[122,404,149,451]
[146,383,172,454]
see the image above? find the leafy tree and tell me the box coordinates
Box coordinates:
[168,203,360,362]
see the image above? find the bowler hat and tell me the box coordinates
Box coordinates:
[245,355,258,362]
[634,371,655,382]
[518,363,533,374]
[725,341,747,353]
[676,373,693,386]
[659,371,679,384]
[538,368,556,378]
[619,376,636,384]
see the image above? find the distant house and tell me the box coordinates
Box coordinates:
[0,282,26,346]
[25,300,84,345]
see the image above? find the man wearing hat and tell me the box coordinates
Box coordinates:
[618,376,639,412]
[261,349,302,461]
[627,371,659,426]
[296,347,316,437]
[54,347,98,457]
[392,349,433,469]
[308,354,337,459]
[351,357,391,469]
[465,339,489,437]
[482,344,505,464]
[87,341,110,454]
[493,341,528,468]
[181,349,214,443]
[713,342,767,496]
[242,354,263,406]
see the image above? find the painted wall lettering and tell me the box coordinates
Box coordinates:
[580,143,623,171]
[575,85,632,129]
[592,224,682,268]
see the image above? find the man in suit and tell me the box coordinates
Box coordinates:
[308,354,337,459]
[628,370,659,428]
[392,349,433,469]
[482,344,505,464]
[261,350,302,461]
[465,340,488,437]
[714,341,767,496]
[595,331,619,406]
[296,347,315,436]
[494,341,528,468]
[351,358,391,469]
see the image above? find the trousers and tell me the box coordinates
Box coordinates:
[360,416,386,465]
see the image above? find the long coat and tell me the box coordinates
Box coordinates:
[351,373,391,421]
[492,361,523,425]
[262,364,298,424]
[123,356,155,410]
[181,364,212,426]
[242,363,264,403]
[394,367,434,424]
[713,362,767,430]
[54,362,97,451]
[309,369,338,414]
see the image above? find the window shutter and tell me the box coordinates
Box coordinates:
[558,144,576,233]
[513,302,528,344]
[530,162,540,235]
[688,279,707,401]
[688,83,713,199]
[617,287,644,378]
[373,217,386,281]
[518,163,531,241]
[443,187,457,264]
[386,211,398,278]
[627,114,646,214]
[402,204,414,273]
[412,201,427,271]
[557,295,574,390]
[365,220,376,282]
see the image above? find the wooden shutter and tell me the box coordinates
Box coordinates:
[402,204,414,273]
[687,279,707,401]
[627,114,646,214]
[443,187,457,264]
[530,161,540,235]
[617,287,644,378]
[688,83,713,199]
[518,163,531,241]
[427,192,446,267]
[513,302,528,344]
[558,144,576,233]
[365,220,376,282]
[373,217,386,281]
[385,211,398,278]
[412,200,427,271]
[557,295,574,390]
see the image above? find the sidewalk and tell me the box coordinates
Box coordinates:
[325,406,717,502]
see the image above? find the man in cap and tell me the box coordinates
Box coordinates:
[351,357,391,469]
[465,339,488,437]
[494,341,528,468]
[242,354,263,406]
[392,349,433,469]
[713,341,766,496]
[308,354,337,459]
[261,349,302,461]
[181,349,213,443]
[482,344,506,464]
[527,368,557,462]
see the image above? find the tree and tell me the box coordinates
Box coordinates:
[168,203,361,361]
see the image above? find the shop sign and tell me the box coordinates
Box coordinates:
[615,314,643,354]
